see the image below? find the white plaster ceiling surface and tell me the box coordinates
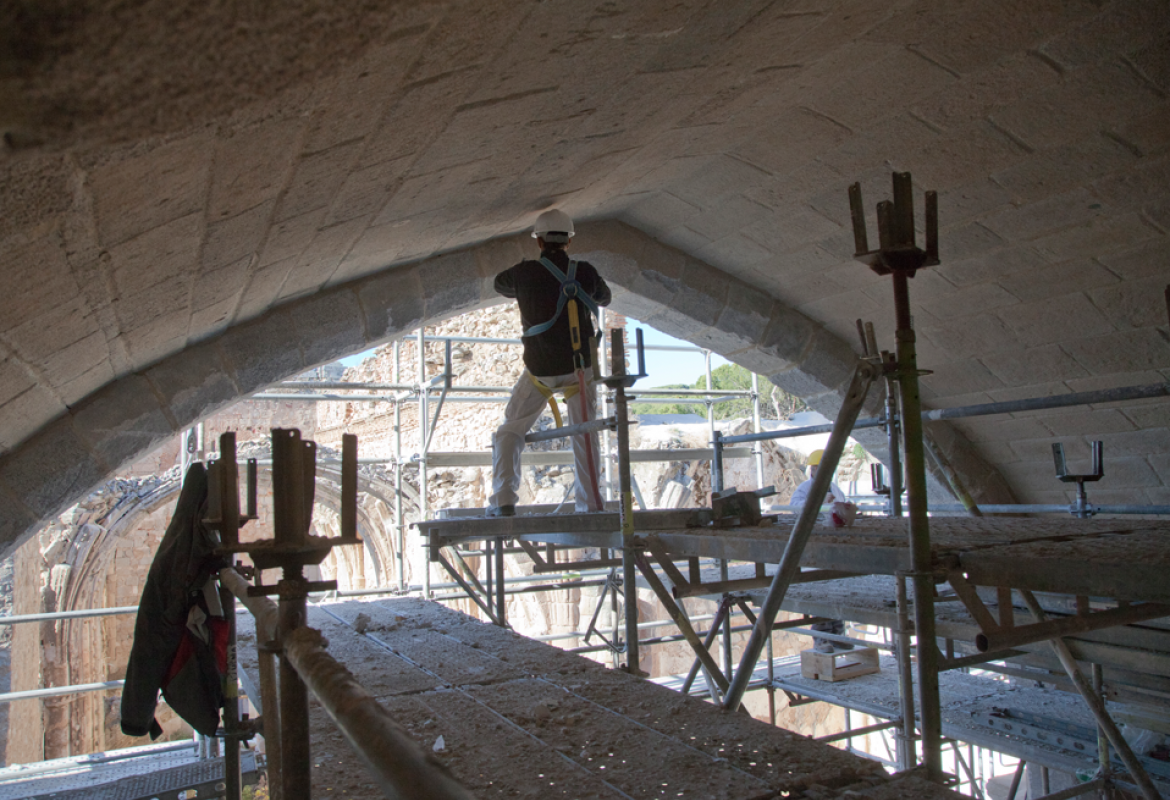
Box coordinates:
[1,0,1169,548]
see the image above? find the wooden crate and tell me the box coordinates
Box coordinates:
[800,647,880,682]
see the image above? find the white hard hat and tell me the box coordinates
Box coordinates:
[532,209,574,243]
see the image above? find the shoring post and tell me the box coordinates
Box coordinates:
[895,572,917,771]
[272,430,312,800]
[849,172,944,779]
[258,646,282,800]
[883,354,904,518]
[1020,591,1160,800]
[723,361,876,711]
[894,254,944,782]
[219,581,242,800]
[611,329,640,675]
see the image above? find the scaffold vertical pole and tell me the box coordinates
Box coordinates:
[611,329,640,675]
[418,326,431,597]
[751,372,765,490]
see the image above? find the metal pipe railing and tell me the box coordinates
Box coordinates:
[283,626,474,800]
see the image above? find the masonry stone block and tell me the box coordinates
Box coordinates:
[219,308,306,394]
[284,216,370,297]
[35,326,110,387]
[981,345,1088,388]
[188,297,238,343]
[202,201,274,273]
[71,375,177,472]
[143,343,240,428]
[1121,402,1170,431]
[0,491,38,554]
[1089,275,1170,331]
[209,116,303,221]
[619,192,700,238]
[1,234,80,335]
[106,212,203,300]
[650,258,728,333]
[1031,212,1158,265]
[694,233,774,273]
[471,235,527,301]
[1102,457,1163,490]
[1096,428,1170,458]
[992,61,1158,152]
[0,384,65,454]
[89,134,213,248]
[419,250,482,322]
[124,315,190,372]
[731,305,818,376]
[259,207,326,268]
[356,265,425,343]
[691,288,774,356]
[1064,328,1168,375]
[0,418,106,519]
[275,139,363,222]
[769,328,859,401]
[294,288,369,367]
[997,292,1114,348]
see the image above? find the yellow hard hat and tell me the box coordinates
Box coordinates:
[807,449,824,466]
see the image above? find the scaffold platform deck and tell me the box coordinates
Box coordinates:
[237,597,963,799]
[420,513,1170,602]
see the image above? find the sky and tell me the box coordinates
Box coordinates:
[337,319,728,387]
[625,319,729,388]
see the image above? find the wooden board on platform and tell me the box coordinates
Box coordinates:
[801,646,881,682]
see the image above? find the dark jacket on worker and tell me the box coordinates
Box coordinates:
[494,248,611,376]
[121,463,228,739]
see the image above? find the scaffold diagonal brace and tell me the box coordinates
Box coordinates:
[634,550,730,694]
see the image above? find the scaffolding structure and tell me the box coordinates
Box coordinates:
[412,173,1170,800]
[7,174,1170,799]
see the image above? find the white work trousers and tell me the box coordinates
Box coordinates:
[490,367,603,512]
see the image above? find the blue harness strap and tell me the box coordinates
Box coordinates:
[522,256,600,337]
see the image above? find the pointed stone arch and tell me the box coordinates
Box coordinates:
[0,221,1012,554]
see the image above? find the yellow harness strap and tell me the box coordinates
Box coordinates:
[527,373,579,428]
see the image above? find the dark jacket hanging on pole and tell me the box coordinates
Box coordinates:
[121,463,228,738]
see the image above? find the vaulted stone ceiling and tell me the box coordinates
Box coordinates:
[1,0,1168,549]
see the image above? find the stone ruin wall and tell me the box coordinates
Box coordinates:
[4,305,855,763]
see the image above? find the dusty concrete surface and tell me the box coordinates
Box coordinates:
[3,0,1170,552]
[238,596,966,798]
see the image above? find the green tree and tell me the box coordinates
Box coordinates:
[630,364,807,420]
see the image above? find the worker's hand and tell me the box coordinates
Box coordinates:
[830,502,858,528]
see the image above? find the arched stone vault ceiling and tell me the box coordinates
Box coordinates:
[0,224,1005,553]
[2,2,1169,547]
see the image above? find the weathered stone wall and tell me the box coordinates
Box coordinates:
[2,396,321,764]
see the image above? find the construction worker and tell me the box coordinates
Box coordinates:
[792,449,854,653]
[789,449,848,508]
[487,209,611,517]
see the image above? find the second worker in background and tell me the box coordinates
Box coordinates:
[488,210,612,517]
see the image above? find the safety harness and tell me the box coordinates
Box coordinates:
[523,255,605,510]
